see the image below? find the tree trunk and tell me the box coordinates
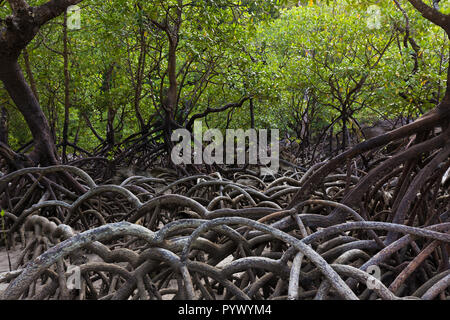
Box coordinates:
[167,40,178,113]
[0,58,58,166]
[329,126,333,156]
[0,106,8,146]
[101,63,117,151]
[62,11,71,163]
[106,106,116,149]
[249,98,255,129]
[133,27,146,131]
[341,113,349,151]
[22,48,39,103]
[163,37,179,153]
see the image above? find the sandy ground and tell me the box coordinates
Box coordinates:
[0,246,21,294]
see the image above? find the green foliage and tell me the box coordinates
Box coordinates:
[1,0,448,152]
[206,1,448,137]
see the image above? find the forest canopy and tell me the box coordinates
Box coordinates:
[1,0,447,159]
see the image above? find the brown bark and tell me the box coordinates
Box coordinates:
[106,107,117,148]
[250,98,255,129]
[101,63,117,150]
[407,0,450,31]
[149,1,183,153]
[62,11,71,163]
[133,27,146,131]
[0,59,57,166]
[22,48,39,103]
[166,39,178,120]
[0,106,8,145]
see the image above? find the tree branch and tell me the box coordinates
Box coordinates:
[407,0,450,31]
[186,97,250,131]
[7,0,30,13]
[33,0,82,26]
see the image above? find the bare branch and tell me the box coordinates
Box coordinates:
[186,97,250,131]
